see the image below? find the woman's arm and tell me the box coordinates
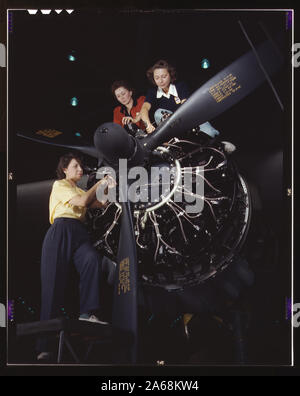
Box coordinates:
[132,96,146,124]
[68,178,109,208]
[88,175,117,208]
[140,102,155,133]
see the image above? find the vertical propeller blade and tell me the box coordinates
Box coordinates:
[112,198,138,364]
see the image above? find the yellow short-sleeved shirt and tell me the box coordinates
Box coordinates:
[49,179,87,224]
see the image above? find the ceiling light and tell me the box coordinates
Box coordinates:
[201,58,210,69]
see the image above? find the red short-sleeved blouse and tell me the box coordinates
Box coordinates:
[113,96,146,130]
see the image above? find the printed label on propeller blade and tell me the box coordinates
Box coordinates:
[209,73,242,103]
[118,258,130,295]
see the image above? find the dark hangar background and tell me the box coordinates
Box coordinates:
[8,9,292,365]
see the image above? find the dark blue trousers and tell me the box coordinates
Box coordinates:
[40,218,102,319]
[37,218,102,352]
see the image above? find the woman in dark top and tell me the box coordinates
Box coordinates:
[140,60,189,134]
[140,59,221,140]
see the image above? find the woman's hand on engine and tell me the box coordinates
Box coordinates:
[145,123,156,134]
[122,116,134,125]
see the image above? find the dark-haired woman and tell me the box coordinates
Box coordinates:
[140,60,220,140]
[37,153,116,360]
[111,80,145,131]
[139,60,189,134]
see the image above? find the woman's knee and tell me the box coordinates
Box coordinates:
[78,249,101,276]
[85,249,100,266]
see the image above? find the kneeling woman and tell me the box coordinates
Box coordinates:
[37,153,115,357]
[140,59,220,139]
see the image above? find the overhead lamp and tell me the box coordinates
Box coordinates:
[55,10,63,14]
[70,97,78,106]
[66,9,74,14]
[201,58,210,69]
[27,10,38,14]
[68,51,76,61]
[41,10,51,15]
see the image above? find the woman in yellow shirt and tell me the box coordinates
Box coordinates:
[37,152,115,359]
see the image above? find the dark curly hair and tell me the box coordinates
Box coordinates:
[56,152,83,180]
[111,80,134,98]
[146,59,177,86]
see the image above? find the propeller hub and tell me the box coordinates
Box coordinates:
[94,122,139,166]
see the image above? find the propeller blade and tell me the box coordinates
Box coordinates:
[17,132,99,159]
[144,32,285,151]
[112,198,138,364]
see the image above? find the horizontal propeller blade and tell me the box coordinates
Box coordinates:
[17,132,99,159]
[144,33,285,151]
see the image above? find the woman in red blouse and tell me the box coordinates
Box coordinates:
[111,80,146,131]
